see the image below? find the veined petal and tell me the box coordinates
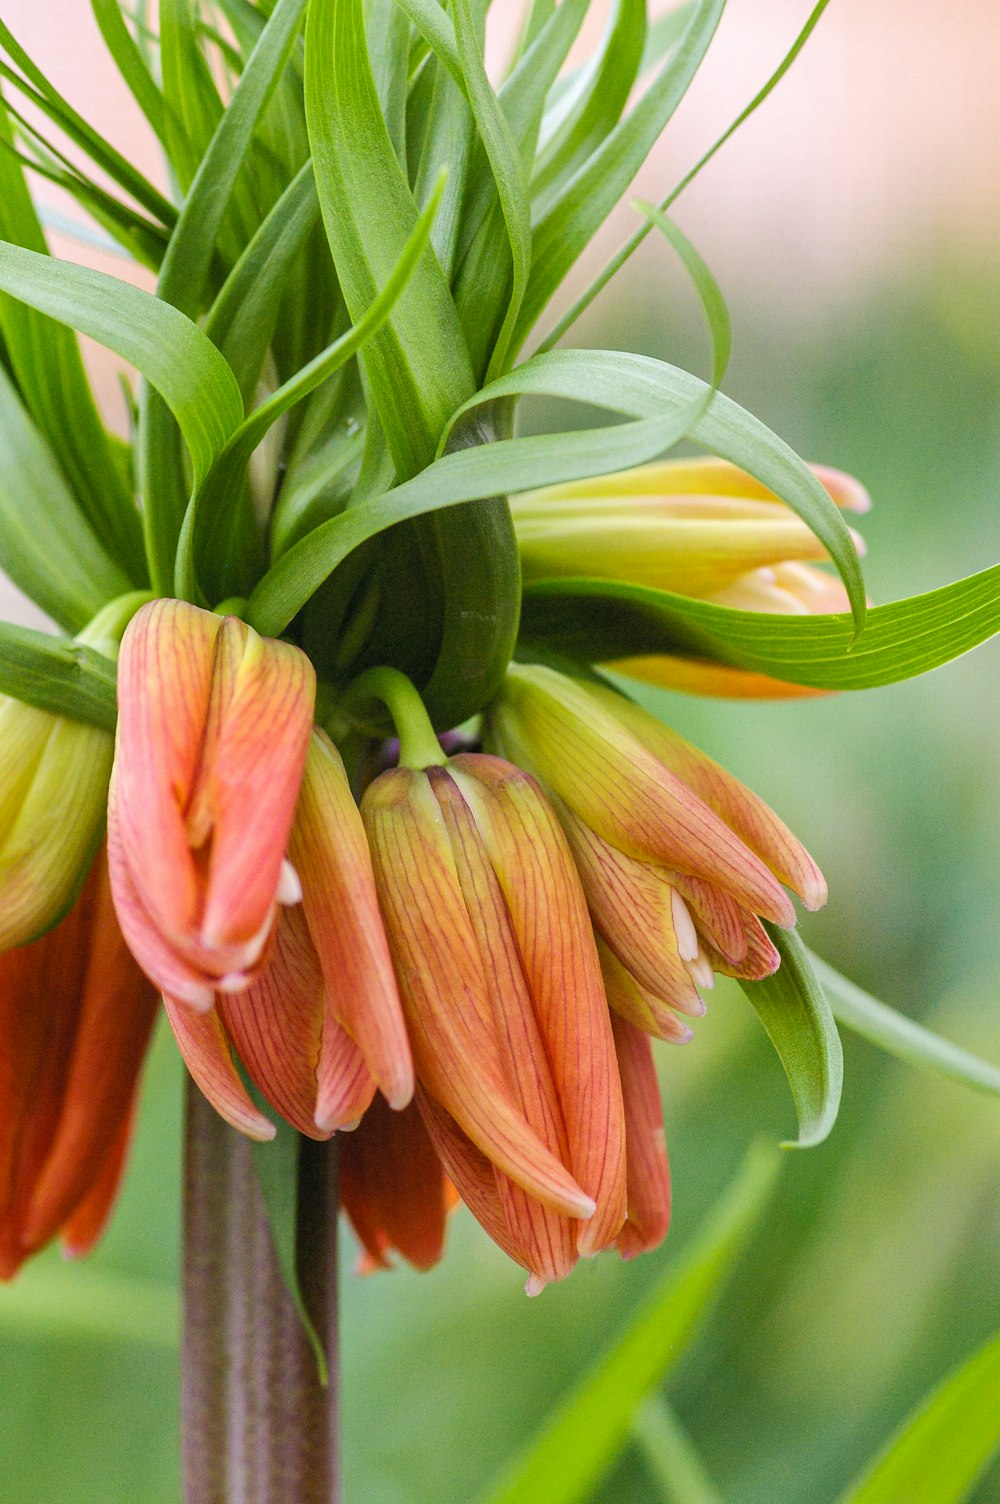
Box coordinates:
[218,905,327,1141]
[496,666,795,926]
[429,766,577,1284]
[710,912,781,981]
[194,618,315,954]
[588,683,827,911]
[163,996,276,1142]
[59,1106,134,1260]
[555,801,706,1015]
[610,654,828,701]
[23,854,158,1251]
[340,1096,448,1273]
[315,1014,377,1134]
[451,755,626,1257]
[291,731,413,1110]
[362,768,595,1221]
[612,1013,671,1260]
[598,940,694,1044]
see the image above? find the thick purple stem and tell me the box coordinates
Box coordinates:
[182,1086,340,1504]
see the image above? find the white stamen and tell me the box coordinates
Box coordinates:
[685,948,716,990]
[670,888,700,962]
[277,858,303,906]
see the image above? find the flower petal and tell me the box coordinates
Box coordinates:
[610,655,829,701]
[612,1013,671,1260]
[451,755,627,1257]
[292,730,413,1110]
[163,995,276,1142]
[340,1096,448,1273]
[23,853,158,1251]
[59,1105,135,1260]
[315,1015,377,1134]
[597,939,694,1044]
[362,768,595,1221]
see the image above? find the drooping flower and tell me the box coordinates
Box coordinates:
[513,457,870,698]
[361,750,634,1292]
[0,847,158,1279]
[491,664,826,1036]
[109,599,413,1142]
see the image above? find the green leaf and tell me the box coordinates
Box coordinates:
[512,0,726,353]
[90,0,169,147]
[143,0,309,593]
[246,366,712,638]
[519,559,1000,692]
[477,1142,781,1504]
[0,105,145,580]
[160,0,225,195]
[541,0,833,351]
[0,366,132,631]
[532,0,648,206]
[0,20,176,227]
[304,0,474,478]
[836,1328,1000,1504]
[0,241,244,489]
[451,347,864,622]
[0,623,118,730]
[177,179,443,603]
[249,1117,329,1386]
[809,951,1000,1098]
[631,1396,726,1504]
[636,202,731,388]
[739,925,843,1149]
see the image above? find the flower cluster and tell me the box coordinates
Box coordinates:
[0,490,829,1289]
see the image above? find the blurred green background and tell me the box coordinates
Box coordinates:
[4,67,1000,1504]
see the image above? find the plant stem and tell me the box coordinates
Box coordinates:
[182,1086,341,1504]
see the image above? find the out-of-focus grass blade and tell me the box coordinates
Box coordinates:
[513,0,725,355]
[740,926,843,1149]
[810,951,1000,1098]
[836,1328,1000,1504]
[0,242,243,485]
[519,560,1000,691]
[0,106,145,580]
[476,1142,781,1504]
[0,622,118,730]
[631,1396,726,1504]
[305,0,474,478]
[0,1263,178,1349]
[91,0,169,147]
[542,0,832,351]
[0,367,131,631]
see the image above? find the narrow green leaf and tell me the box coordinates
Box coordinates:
[637,202,731,388]
[142,0,309,590]
[0,623,118,730]
[0,241,243,485]
[178,181,442,602]
[90,0,169,146]
[740,925,843,1149]
[513,0,726,353]
[0,367,132,630]
[249,1117,329,1386]
[810,951,1000,1098]
[631,1396,726,1504]
[446,347,864,622]
[533,0,648,206]
[0,20,176,226]
[541,0,833,352]
[477,1142,781,1504]
[304,0,474,477]
[519,561,1000,692]
[160,0,225,194]
[836,1328,1000,1504]
[0,104,145,579]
